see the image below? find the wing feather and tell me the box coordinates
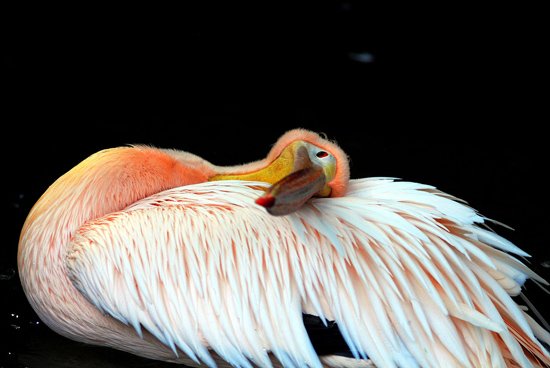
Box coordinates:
[66,179,550,368]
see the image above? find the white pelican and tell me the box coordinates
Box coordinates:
[18,129,550,367]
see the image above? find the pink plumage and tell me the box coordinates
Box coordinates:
[18,130,550,367]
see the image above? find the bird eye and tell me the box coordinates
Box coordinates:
[316,151,329,158]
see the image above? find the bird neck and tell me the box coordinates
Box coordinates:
[17,146,214,340]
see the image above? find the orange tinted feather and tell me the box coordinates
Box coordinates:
[505,316,550,366]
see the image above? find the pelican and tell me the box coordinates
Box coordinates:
[18,129,550,367]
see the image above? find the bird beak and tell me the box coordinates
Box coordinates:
[255,143,332,216]
[209,141,333,216]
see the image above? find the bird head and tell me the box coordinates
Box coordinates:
[210,129,350,215]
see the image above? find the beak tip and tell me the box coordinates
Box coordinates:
[255,195,276,208]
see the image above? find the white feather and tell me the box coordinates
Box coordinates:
[65,179,550,368]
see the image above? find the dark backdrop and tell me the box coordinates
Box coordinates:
[3,3,548,367]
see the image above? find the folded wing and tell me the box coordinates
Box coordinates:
[66,179,550,368]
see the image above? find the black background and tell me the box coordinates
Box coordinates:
[3,2,549,367]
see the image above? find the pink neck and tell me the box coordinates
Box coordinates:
[18,146,214,344]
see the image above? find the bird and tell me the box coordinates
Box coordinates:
[18,128,550,368]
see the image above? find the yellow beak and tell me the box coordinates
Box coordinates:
[210,141,334,215]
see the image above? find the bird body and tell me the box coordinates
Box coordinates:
[18,130,550,367]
